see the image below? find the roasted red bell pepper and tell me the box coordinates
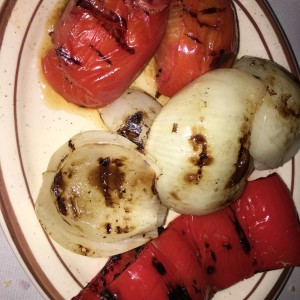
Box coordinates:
[73,173,300,299]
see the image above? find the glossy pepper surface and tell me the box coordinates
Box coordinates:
[73,173,300,299]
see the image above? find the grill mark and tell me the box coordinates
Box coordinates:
[152,257,167,275]
[225,139,250,189]
[206,265,216,275]
[89,44,112,65]
[197,20,220,29]
[117,111,144,147]
[51,170,67,215]
[200,7,226,14]
[3,0,295,299]
[276,93,300,118]
[183,5,197,18]
[55,47,81,65]
[185,134,213,185]
[68,139,76,151]
[76,0,135,54]
[99,288,117,300]
[230,208,251,254]
[183,5,220,29]
[168,285,191,300]
[185,33,202,44]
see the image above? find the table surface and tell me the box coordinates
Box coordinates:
[1,0,300,299]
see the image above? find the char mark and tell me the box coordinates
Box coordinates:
[185,33,202,44]
[168,285,191,300]
[89,44,112,65]
[152,257,167,275]
[76,0,135,54]
[56,47,81,65]
[51,170,67,215]
[230,208,251,254]
[200,7,226,14]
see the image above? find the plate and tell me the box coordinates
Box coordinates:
[0,0,299,299]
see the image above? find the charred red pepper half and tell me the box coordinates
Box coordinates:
[155,0,239,97]
[73,173,300,299]
[42,0,170,108]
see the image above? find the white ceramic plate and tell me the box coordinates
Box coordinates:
[0,0,299,299]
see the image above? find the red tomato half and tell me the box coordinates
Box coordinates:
[155,0,238,97]
[42,0,170,107]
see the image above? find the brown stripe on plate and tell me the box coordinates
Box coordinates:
[233,1,297,299]
[0,0,81,299]
[12,0,85,296]
[256,2,298,299]
[257,0,300,79]
[243,272,267,300]
[0,0,17,49]
[0,0,299,300]
[0,168,64,300]
[234,0,273,61]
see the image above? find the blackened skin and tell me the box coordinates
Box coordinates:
[117,111,144,148]
[51,170,67,215]
[168,285,192,300]
[206,266,216,275]
[99,289,117,300]
[68,139,76,151]
[88,157,125,207]
[76,0,135,54]
[152,257,167,275]
[89,44,112,65]
[200,7,226,14]
[55,47,81,65]
[230,208,251,254]
[225,143,250,189]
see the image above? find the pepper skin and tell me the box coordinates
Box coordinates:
[73,173,300,299]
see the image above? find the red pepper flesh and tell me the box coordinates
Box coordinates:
[73,173,300,299]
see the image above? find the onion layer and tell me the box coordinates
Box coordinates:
[99,89,162,150]
[234,56,300,170]
[35,131,167,257]
[145,69,266,215]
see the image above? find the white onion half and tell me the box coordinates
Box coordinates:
[35,131,167,257]
[234,56,300,170]
[99,89,162,150]
[145,69,266,215]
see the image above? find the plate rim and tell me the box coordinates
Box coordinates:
[0,0,299,299]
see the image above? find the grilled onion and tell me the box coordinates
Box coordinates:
[145,69,266,215]
[35,131,167,257]
[233,56,300,170]
[99,89,162,150]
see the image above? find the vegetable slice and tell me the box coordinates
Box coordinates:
[35,131,167,257]
[72,173,300,299]
[233,56,300,170]
[145,68,266,214]
[155,0,238,97]
[42,0,170,107]
[99,89,162,150]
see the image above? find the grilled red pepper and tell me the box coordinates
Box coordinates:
[73,173,300,299]
[42,0,170,108]
[155,0,238,97]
